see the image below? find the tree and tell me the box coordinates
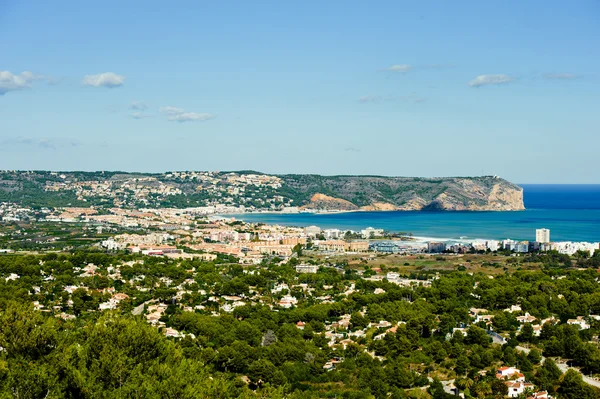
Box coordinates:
[527,348,542,365]
[558,369,597,399]
[465,325,491,347]
[248,359,286,386]
[519,323,535,343]
[542,358,563,380]
[350,311,368,330]
[455,376,474,392]
[0,301,58,360]
[472,381,492,398]
[491,379,508,396]
[261,330,278,347]
[292,243,303,256]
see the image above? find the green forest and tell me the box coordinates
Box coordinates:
[1,251,600,398]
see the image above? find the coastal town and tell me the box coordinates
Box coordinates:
[2,199,600,398]
[1,201,598,259]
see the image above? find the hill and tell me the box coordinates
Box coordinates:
[0,171,524,211]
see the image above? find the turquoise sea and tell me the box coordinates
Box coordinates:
[234,185,600,242]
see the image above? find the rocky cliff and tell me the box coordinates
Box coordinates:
[281,175,525,211]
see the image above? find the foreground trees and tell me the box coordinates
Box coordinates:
[2,252,600,398]
[0,302,247,398]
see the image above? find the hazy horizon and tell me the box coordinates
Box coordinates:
[3,169,600,186]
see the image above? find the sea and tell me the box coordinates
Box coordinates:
[233,185,600,243]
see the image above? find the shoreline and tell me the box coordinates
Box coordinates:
[224,211,600,245]
[231,207,527,215]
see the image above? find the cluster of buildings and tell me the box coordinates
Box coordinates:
[0,202,51,222]
[42,171,292,210]
[3,196,600,260]
[45,175,182,207]
[424,228,600,257]
[303,225,384,239]
[496,367,551,398]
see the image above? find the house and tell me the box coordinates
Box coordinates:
[567,316,590,330]
[469,308,489,316]
[369,320,392,329]
[497,367,525,381]
[528,391,552,399]
[112,293,130,301]
[475,314,494,323]
[516,313,537,324]
[279,295,297,308]
[295,264,319,274]
[505,381,535,398]
[505,305,522,313]
[164,328,183,338]
[296,321,306,330]
[339,339,355,349]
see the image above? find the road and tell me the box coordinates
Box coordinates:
[516,345,600,389]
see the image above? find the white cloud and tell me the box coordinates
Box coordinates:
[0,71,44,95]
[82,72,125,88]
[159,106,215,123]
[382,63,454,74]
[344,147,361,153]
[385,64,412,73]
[468,74,514,87]
[130,112,152,120]
[543,73,578,80]
[129,101,148,110]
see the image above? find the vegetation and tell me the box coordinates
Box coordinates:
[0,171,523,210]
[1,250,599,398]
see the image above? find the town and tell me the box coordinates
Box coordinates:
[1,200,600,398]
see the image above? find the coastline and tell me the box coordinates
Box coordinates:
[225,208,600,244]
[230,207,527,216]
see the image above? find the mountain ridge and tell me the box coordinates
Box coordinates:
[0,170,525,211]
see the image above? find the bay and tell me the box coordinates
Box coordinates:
[234,185,600,242]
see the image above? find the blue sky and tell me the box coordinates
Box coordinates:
[1,1,598,183]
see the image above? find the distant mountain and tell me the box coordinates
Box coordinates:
[0,171,525,211]
[279,174,525,211]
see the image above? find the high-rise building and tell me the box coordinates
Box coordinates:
[536,228,550,243]
[427,242,446,253]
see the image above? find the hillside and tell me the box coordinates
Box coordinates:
[279,175,525,211]
[0,171,525,211]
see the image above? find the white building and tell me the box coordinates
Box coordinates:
[497,367,524,381]
[361,227,384,239]
[536,228,550,244]
[505,381,535,398]
[486,240,500,252]
[323,229,343,239]
[567,316,590,330]
[295,264,319,274]
[427,242,446,253]
[304,226,322,237]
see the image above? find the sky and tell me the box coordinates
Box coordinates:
[1,1,599,183]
